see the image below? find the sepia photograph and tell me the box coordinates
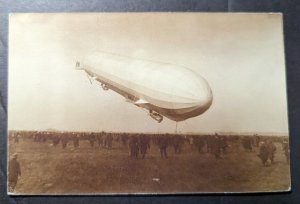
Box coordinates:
[8,13,290,194]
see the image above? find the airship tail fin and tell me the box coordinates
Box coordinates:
[75,61,83,70]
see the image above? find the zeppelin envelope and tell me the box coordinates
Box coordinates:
[7,13,290,194]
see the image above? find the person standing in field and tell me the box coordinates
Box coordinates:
[172,134,184,154]
[139,134,150,159]
[14,133,20,143]
[106,134,113,149]
[194,136,206,154]
[242,136,253,152]
[72,133,80,148]
[220,136,228,154]
[282,139,289,162]
[89,133,96,148]
[158,135,169,159]
[61,135,68,149]
[8,153,21,192]
[258,141,269,166]
[96,132,103,148]
[266,139,276,164]
[211,135,221,159]
[129,135,139,159]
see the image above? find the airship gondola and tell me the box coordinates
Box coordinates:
[76,52,213,122]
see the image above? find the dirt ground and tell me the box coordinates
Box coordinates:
[8,135,290,194]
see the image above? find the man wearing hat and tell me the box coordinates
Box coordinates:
[8,153,21,192]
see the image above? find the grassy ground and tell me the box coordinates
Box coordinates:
[8,137,290,194]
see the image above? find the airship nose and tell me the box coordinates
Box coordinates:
[163,67,213,110]
[182,73,213,108]
[196,78,213,108]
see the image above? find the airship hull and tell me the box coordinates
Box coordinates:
[77,52,213,122]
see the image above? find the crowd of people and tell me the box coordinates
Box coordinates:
[10,131,289,162]
[8,131,289,191]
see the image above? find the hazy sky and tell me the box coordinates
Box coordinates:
[8,13,289,134]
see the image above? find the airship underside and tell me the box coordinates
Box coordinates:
[76,52,213,122]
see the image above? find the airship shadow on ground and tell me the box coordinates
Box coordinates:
[75,51,213,123]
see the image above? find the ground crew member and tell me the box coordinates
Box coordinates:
[8,153,21,192]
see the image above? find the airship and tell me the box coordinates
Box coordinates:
[76,52,213,123]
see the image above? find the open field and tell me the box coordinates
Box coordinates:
[8,132,290,194]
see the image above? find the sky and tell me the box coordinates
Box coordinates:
[8,13,289,134]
